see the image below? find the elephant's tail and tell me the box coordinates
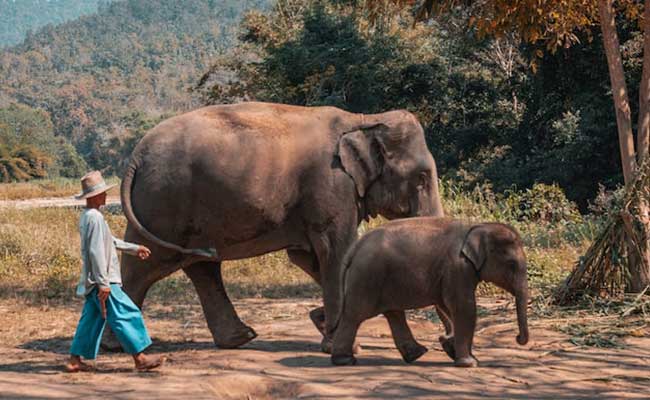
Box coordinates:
[121,153,219,259]
[331,237,363,334]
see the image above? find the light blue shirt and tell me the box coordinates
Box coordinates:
[76,208,140,296]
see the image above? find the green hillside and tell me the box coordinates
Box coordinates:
[0,0,118,48]
[0,0,268,179]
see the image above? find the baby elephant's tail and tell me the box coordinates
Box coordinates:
[330,237,364,335]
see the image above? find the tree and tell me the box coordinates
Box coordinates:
[367,0,650,292]
[0,103,86,179]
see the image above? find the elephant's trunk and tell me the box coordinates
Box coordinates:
[515,286,529,345]
[411,168,445,218]
[430,173,444,217]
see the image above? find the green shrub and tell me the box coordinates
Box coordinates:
[504,183,582,225]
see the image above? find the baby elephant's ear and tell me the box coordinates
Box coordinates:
[461,225,488,272]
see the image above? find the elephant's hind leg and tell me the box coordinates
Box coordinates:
[331,314,362,366]
[384,310,428,364]
[184,261,257,348]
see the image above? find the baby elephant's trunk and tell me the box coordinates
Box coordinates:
[515,286,529,345]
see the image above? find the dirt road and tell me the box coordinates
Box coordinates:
[1,298,649,399]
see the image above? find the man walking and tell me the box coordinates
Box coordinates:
[65,171,164,372]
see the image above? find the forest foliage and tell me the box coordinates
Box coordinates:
[196,0,643,207]
[0,0,643,208]
[0,0,268,178]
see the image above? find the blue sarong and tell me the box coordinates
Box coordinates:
[70,284,152,359]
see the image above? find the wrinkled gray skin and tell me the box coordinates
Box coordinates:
[106,102,444,350]
[331,218,529,367]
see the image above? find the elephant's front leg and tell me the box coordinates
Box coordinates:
[435,304,456,360]
[384,310,428,363]
[286,249,327,336]
[450,295,478,368]
[308,226,357,353]
[184,261,257,348]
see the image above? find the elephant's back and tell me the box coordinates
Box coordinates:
[367,217,463,244]
[133,102,349,174]
[143,102,349,142]
[126,102,348,250]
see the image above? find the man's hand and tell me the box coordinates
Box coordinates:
[137,246,151,260]
[98,287,111,319]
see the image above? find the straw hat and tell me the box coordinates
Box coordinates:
[75,171,116,200]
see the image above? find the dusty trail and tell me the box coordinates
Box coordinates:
[1,298,648,399]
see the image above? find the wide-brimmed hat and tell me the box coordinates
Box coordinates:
[75,171,116,200]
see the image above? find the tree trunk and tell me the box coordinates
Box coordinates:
[629,0,650,292]
[638,0,650,163]
[598,0,636,185]
[599,0,650,292]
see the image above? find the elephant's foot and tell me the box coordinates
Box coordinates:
[454,356,478,368]
[331,354,357,366]
[214,325,257,349]
[309,307,326,335]
[439,335,456,360]
[321,337,333,354]
[398,342,428,364]
[322,337,361,354]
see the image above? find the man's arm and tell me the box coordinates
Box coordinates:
[113,237,140,255]
[114,237,151,260]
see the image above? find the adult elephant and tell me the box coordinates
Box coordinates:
[114,102,444,350]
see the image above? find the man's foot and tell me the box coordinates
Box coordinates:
[65,356,95,373]
[134,353,165,372]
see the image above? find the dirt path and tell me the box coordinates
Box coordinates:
[1,298,649,399]
[0,196,120,209]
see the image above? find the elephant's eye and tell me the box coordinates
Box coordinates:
[417,171,429,189]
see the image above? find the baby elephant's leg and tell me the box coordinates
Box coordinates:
[450,299,478,368]
[384,310,428,363]
[331,314,362,366]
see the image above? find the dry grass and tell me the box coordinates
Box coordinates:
[1,199,645,347]
[0,205,580,304]
[0,207,317,304]
[0,177,120,201]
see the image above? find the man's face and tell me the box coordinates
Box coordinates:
[87,192,107,207]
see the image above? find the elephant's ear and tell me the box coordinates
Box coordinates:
[461,225,488,273]
[337,128,385,197]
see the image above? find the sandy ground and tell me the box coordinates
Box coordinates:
[1,298,649,399]
[0,196,120,209]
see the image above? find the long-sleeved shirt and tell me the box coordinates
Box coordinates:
[76,208,140,296]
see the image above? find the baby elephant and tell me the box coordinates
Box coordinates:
[331,217,529,367]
